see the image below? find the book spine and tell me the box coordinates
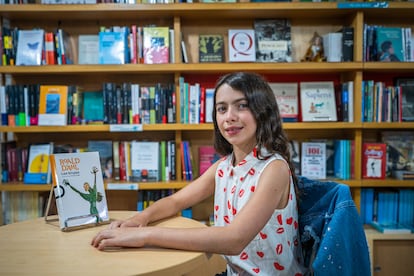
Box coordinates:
[342,26,354,62]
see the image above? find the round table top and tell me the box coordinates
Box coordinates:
[0,211,211,276]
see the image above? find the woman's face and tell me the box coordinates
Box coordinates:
[215,84,257,152]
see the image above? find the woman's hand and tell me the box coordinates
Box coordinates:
[108,213,150,229]
[91,227,151,250]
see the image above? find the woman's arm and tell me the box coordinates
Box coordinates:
[92,160,291,255]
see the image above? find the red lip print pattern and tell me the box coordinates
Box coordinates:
[218,169,224,177]
[286,217,293,225]
[248,168,255,175]
[276,214,283,225]
[231,185,236,194]
[259,232,267,239]
[276,243,283,255]
[276,227,285,234]
[238,159,247,166]
[239,189,245,197]
[257,251,264,258]
[250,186,255,192]
[274,262,285,271]
[252,268,260,274]
[224,215,230,224]
[240,252,248,260]
[232,207,237,215]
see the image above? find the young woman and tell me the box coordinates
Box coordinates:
[91,72,305,275]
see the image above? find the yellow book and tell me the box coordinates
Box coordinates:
[38,85,68,126]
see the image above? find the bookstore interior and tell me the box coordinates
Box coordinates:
[0,0,414,274]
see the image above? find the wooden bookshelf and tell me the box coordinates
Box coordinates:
[1,2,414,226]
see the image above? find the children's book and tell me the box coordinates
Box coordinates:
[130,141,160,182]
[49,151,110,231]
[269,82,299,122]
[300,81,337,122]
[199,34,224,63]
[254,19,292,62]
[362,143,386,179]
[23,142,53,184]
[15,29,45,66]
[143,26,170,64]
[228,29,255,62]
[38,85,68,126]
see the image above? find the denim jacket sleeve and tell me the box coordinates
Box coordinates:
[298,176,371,276]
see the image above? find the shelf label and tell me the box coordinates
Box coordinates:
[109,124,143,132]
[106,183,139,190]
[337,2,388,9]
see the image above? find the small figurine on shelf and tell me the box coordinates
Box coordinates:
[302,32,326,62]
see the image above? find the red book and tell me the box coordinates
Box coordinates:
[118,141,127,181]
[199,86,206,124]
[44,32,55,65]
[362,143,386,179]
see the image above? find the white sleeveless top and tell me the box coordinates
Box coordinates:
[214,148,305,275]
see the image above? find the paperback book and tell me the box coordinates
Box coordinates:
[269,82,299,122]
[228,29,256,62]
[254,19,292,62]
[99,31,128,64]
[130,141,160,182]
[15,29,45,66]
[376,26,405,62]
[143,26,170,64]
[362,143,386,179]
[395,78,414,121]
[301,142,326,179]
[23,142,53,184]
[199,34,224,63]
[78,34,99,64]
[38,85,68,126]
[49,151,110,231]
[300,81,337,122]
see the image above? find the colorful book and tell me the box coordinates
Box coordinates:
[143,26,170,64]
[15,29,44,66]
[300,81,337,122]
[228,29,255,62]
[87,140,113,180]
[376,26,405,62]
[199,34,224,63]
[301,142,326,180]
[198,145,220,176]
[49,151,109,231]
[99,31,128,64]
[395,78,414,122]
[269,82,299,122]
[130,141,160,182]
[82,91,104,122]
[381,131,414,178]
[254,19,292,62]
[362,143,386,179]
[38,85,68,126]
[23,142,53,184]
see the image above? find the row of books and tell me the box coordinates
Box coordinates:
[361,78,414,122]
[0,82,176,126]
[1,191,46,225]
[361,188,414,233]
[364,25,413,62]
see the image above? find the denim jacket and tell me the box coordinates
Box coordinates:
[298,176,371,276]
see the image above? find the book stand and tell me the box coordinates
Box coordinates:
[44,185,109,231]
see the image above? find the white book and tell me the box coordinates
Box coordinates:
[269,82,299,122]
[300,81,337,122]
[205,88,215,123]
[301,142,326,180]
[322,32,343,62]
[16,29,45,66]
[130,141,160,182]
[78,34,100,64]
[228,29,256,62]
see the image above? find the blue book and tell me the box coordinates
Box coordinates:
[99,31,128,64]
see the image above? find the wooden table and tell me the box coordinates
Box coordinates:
[0,211,226,276]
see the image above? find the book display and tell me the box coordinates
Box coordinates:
[0,2,414,246]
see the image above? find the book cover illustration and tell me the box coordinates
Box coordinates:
[99,31,128,64]
[198,145,221,176]
[395,78,414,121]
[228,29,255,62]
[362,143,386,179]
[269,82,299,122]
[143,26,170,64]
[376,27,405,62]
[301,142,326,180]
[78,34,99,64]
[15,29,45,66]
[199,34,224,63]
[381,131,414,178]
[49,151,109,231]
[300,81,337,122]
[23,143,53,184]
[130,141,160,182]
[38,85,68,126]
[254,19,292,62]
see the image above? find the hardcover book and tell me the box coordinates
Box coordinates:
[15,29,45,66]
[228,29,256,62]
[23,142,53,184]
[381,131,414,178]
[78,34,99,64]
[199,34,224,63]
[301,142,326,180]
[49,151,110,231]
[254,19,292,62]
[269,82,299,122]
[130,141,160,182]
[38,85,68,126]
[362,143,386,179]
[300,81,337,122]
[395,78,414,121]
[376,26,405,62]
[143,26,170,64]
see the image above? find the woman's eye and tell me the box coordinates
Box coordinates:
[238,103,249,110]
[216,106,226,113]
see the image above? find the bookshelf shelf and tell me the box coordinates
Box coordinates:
[1,2,413,228]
